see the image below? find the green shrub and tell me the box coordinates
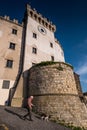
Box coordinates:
[56,66,63,71]
[35,61,58,67]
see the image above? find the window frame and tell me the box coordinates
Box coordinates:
[6,59,13,68]
[51,56,54,61]
[50,42,53,48]
[32,47,37,54]
[12,29,17,35]
[33,33,37,39]
[9,42,15,50]
[2,80,10,89]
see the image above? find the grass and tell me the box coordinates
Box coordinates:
[51,119,87,130]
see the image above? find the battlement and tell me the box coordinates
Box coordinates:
[55,38,63,49]
[26,4,56,32]
[0,15,23,26]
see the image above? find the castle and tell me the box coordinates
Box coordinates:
[0,4,87,128]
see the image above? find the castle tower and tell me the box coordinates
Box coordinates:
[11,4,65,106]
[28,62,87,128]
[23,4,65,71]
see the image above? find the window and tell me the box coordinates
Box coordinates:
[32,47,37,54]
[33,33,37,39]
[12,29,17,35]
[32,63,36,66]
[50,42,53,48]
[2,80,10,89]
[6,60,13,68]
[51,56,54,61]
[9,42,15,50]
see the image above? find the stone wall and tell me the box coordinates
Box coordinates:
[33,95,87,127]
[28,62,87,128]
[0,16,23,105]
[74,73,83,97]
[28,62,78,95]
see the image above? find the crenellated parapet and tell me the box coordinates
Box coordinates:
[26,4,56,32]
[0,15,23,26]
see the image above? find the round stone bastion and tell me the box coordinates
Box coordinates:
[28,62,87,127]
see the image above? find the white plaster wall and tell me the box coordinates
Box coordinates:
[0,30,3,37]
[0,18,22,105]
[54,42,65,62]
[23,17,65,71]
[0,79,14,105]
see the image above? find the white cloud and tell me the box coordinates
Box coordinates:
[81,79,87,83]
[75,59,87,75]
[75,59,87,92]
[74,40,87,92]
[80,78,87,92]
[76,64,87,75]
[76,39,87,50]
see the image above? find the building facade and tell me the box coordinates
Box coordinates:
[23,4,65,71]
[0,16,23,105]
[0,4,65,105]
[1,4,87,128]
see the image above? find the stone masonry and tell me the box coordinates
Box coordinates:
[28,62,87,128]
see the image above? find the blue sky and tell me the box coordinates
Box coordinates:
[0,0,87,92]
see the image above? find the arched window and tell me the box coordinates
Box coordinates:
[30,11,33,17]
[34,14,37,20]
[38,17,41,23]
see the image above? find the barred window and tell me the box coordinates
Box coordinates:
[6,60,13,68]
[2,80,10,89]
[33,33,37,39]
[9,42,15,50]
[51,56,54,61]
[32,47,37,54]
[12,29,17,35]
[50,42,53,48]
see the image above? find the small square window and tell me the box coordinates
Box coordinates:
[32,47,37,54]
[6,60,13,68]
[9,42,15,50]
[33,33,37,39]
[12,29,17,35]
[51,56,54,61]
[50,42,53,48]
[2,80,10,89]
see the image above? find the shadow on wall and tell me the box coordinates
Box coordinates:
[6,69,29,107]
[22,69,29,107]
